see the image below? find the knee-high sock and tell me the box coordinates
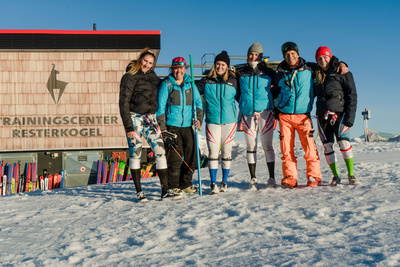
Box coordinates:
[209,169,217,184]
[329,162,340,177]
[344,158,354,176]
[267,162,275,179]
[222,169,230,183]
[131,169,141,193]
[157,168,168,195]
[248,163,256,179]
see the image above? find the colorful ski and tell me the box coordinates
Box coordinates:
[40,175,44,190]
[141,163,153,179]
[32,162,37,191]
[112,161,119,183]
[2,175,6,195]
[44,171,49,191]
[96,160,102,184]
[60,170,65,189]
[48,175,53,190]
[25,163,31,192]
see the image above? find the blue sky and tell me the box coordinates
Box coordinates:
[1,0,399,138]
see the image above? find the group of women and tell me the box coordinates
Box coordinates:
[118,42,358,202]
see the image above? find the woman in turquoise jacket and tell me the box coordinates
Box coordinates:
[196,51,238,194]
[157,57,203,194]
[237,42,277,190]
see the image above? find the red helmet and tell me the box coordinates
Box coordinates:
[171,57,187,68]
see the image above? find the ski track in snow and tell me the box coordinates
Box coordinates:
[1,140,400,266]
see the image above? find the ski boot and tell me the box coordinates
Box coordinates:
[307,177,321,187]
[266,177,277,188]
[219,182,228,193]
[210,183,219,195]
[330,176,341,186]
[348,175,360,185]
[281,176,298,189]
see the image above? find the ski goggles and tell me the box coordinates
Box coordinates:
[172,61,186,67]
[171,56,187,67]
[281,42,298,55]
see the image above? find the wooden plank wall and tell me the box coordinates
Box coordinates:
[0,51,142,151]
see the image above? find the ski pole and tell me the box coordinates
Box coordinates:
[170,144,194,173]
[189,54,202,196]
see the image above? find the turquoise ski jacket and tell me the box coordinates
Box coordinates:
[273,58,315,114]
[237,62,276,116]
[157,74,203,131]
[196,73,238,125]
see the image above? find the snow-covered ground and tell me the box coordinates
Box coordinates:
[1,139,400,266]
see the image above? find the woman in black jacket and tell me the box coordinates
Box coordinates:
[314,46,359,186]
[119,48,180,202]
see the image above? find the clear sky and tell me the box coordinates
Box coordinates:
[1,0,399,138]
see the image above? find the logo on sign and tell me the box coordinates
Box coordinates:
[46,64,68,104]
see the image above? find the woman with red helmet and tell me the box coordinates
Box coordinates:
[157,57,203,195]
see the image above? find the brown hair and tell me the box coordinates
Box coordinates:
[315,60,334,85]
[126,47,156,75]
[207,65,229,82]
[315,68,326,85]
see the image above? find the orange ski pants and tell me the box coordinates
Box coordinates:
[278,114,321,181]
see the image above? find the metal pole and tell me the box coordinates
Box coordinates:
[189,55,202,196]
[362,108,371,142]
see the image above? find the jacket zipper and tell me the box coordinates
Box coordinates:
[293,71,297,114]
[252,74,256,113]
[220,83,222,124]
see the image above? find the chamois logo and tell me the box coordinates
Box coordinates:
[46,64,68,104]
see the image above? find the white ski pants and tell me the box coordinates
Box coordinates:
[241,110,275,164]
[205,123,237,170]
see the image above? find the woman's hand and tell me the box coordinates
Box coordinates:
[194,119,201,130]
[127,131,135,139]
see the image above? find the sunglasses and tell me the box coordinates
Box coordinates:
[172,61,186,66]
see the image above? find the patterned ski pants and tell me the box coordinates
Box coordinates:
[125,113,167,170]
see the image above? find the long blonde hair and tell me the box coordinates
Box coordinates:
[126,47,156,75]
[207,65,229,81]
[315,68,326,85]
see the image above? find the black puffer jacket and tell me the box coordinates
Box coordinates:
[314,56,357,126]
[119,69,160,132]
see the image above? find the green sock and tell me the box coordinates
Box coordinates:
[344,158,354,176]
[329,162,340,177]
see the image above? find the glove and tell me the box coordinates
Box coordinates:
[162,131,177,147]
[273,108,280,120]
[344,122,353,127]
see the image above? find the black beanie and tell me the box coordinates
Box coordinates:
[214,51,230,66]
